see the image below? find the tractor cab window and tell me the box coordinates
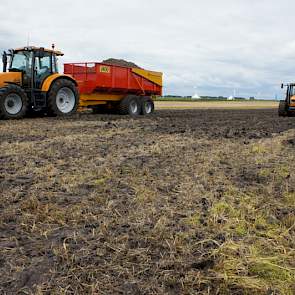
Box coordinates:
[35,53,51,77]
[10,51,32,74]
[52,55,58,73]
[34,52,52,86]
[287,85,295,98]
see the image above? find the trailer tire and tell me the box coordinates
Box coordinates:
[278,100,288,117]
[0,84,29,119]
[118,95,141,116]
[47,79,79,116]
[141,97,154,115]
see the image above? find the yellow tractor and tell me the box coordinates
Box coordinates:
[279,83,295,117]
[0,46,79,119]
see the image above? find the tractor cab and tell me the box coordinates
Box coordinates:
[2,46,63,89]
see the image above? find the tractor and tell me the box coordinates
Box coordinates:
[279,83,295,117]
[0,46,79,119]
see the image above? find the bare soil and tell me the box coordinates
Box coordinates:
[0,109,294,294]
[102,58,140,68]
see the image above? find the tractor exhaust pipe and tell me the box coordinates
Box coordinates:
[2,51,7,72]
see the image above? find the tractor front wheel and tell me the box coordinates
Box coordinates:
[0,85,29,119]
[47,79,79,116]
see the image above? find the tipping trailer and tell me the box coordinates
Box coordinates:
[64,62,163,115]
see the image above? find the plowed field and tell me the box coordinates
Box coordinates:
[1,109,295,294]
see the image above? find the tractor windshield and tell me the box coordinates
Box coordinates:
[288,85,295,96]
[10,51,32,73]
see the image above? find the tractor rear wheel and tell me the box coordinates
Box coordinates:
[0,84,29,119]
[278,100,288,117]
[47,79,79,116]
[141,97,154,115]
[118,95,141,116]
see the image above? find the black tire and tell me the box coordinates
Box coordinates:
[278,100,288,117]
[47,79,79,116]
[0,84,29,119]
[140,96,154,115]
[118,95,141,116]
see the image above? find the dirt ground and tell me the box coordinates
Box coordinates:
[0,108,295,294]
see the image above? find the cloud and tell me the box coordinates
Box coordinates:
[0,0,294,98]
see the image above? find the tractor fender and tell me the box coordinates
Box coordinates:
[0,72,22,88]
[41,74,78,92]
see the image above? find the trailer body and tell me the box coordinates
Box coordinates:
[64,62,163,108]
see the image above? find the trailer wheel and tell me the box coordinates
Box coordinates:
[0,85,29,119]
[47,79,79,116]
[278,100,288,117]
[141,97,154,115]
[119,95,141,116]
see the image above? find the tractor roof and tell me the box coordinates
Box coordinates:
[14,46,64,56]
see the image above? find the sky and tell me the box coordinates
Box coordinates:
[0,0,295,99]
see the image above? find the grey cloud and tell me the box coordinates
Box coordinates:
[0,0,294,98]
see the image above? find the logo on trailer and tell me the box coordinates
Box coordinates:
[100,66,111,73]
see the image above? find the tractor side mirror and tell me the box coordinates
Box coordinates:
[2,51,7,72]
[281,83,284,89]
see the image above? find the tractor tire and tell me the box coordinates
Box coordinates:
[118,95,141,116]
[47,79,79,116]
[141,97,154,115]
[0,84,29,119]
[278,100,288,117]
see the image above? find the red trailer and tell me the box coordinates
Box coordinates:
[64,62,163,115]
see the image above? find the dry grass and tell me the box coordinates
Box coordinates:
[155,100,278,110]
[0,109,294,294]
